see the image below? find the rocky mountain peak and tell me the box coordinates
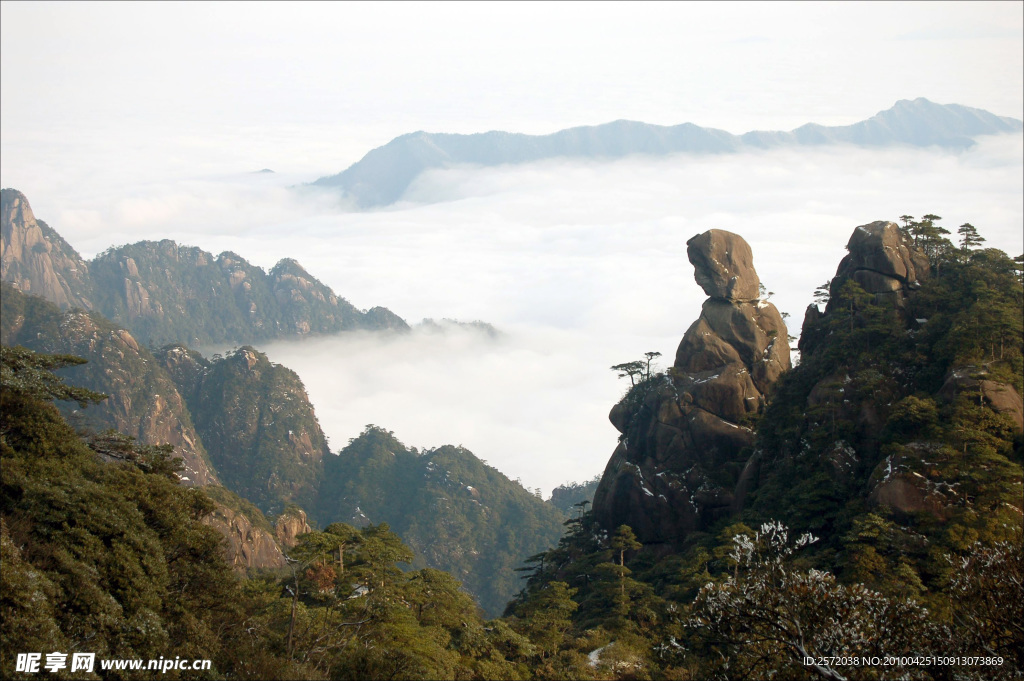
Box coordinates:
[799,221,930,357]
[2,190,408,347]
[686,229,761,302]
[1,188,95,311]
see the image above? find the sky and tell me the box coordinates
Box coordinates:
[2,1,1022,495]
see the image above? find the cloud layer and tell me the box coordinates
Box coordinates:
[11,137,1024,495]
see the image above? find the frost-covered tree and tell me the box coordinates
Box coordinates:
[687,521,943,680]
[947,532,1024,671]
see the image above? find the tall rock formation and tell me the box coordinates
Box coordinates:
[752,220,1021,532]
[592,229,790,546]
[0,189,95,311]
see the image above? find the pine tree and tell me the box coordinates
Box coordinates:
[957,222,985,250]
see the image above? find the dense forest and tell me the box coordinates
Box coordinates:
[317,427,568,617]
[2,213,1022,679]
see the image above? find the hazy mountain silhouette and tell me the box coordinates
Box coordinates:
[310,98,1022,208]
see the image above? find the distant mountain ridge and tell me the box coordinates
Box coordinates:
[0,188,408,347]
[311,98,1023,207]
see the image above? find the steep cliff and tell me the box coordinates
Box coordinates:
[592,229,790,546]
[156,344,328,516]
[0,284,218,485]
[0,189,95,311]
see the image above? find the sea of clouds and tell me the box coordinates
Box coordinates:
[12,135,1024,495]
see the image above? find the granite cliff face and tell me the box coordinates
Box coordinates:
[0,284,218,486]
[202,502,288,570]
[592,230,790,545]
[200,487,313,571]
[0,189,95,311]
[1,189,408,348]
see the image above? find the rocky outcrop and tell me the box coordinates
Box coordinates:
[833,221,929,304]
[202,502,287,571]
[198,490,310,571]
[0,284,219,486]
[1,189,95,311]
[274,508,312,549]
[592,230,790,545]
[938,366,1024,432]
[799,221,928,356]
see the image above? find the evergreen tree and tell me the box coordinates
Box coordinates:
[958,222,985,250]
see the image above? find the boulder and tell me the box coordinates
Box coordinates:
[829,221,928,305]
[686,229,761,302]
[938,367,1024,432]
[843,221,929,285]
